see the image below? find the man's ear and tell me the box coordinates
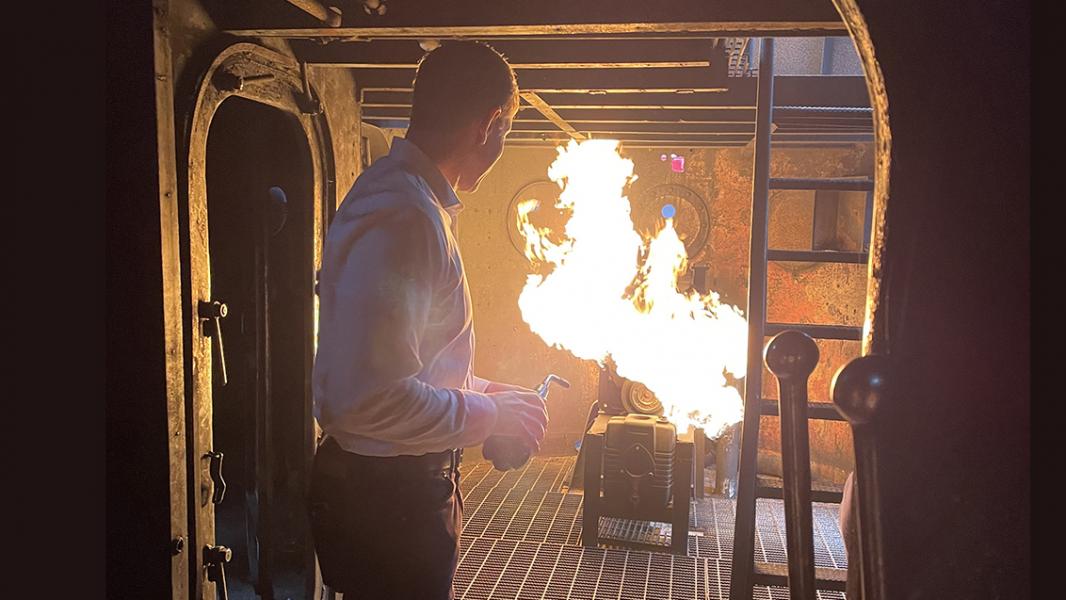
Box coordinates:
[476,107,503,145]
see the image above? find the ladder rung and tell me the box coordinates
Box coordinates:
[752,562,848,591]
[767,249,868,264]
[756,484,844,504]
[764,323,862,341]
[769,177,874,191]
[759,398,846,421]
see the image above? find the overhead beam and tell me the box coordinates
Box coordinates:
[514,128,760,137]
[366,116,761,126]
[352,66,731,92]
[773,123,873,131]
[354,76,869,108]
[231,20,840,40]
[361,90,733,107]
[359,88,731,104]
[512,140,757,147]
[322,1,843,31]
[771,132,873,139]
[503,141,867,150]
[507,122,871,135]
[294,37,722,66]
[361,102,754,110]
[362,105,757,122]
[360,89,875,110]
[360,76,870,126]
[360,99,865,128]
[365,117,870,137]
[510,121,758,134]
[519,92,586,140]
[508,131,870,141]
[314,60,712,69]
[362,109,876,133]
[508,132,753,141]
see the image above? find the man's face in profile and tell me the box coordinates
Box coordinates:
[456,98,518,193]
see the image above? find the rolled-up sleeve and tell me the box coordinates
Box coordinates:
[314,205,497,453]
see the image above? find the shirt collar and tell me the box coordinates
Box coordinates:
[389,137,463,215]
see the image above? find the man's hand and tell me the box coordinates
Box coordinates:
[487,388,548,452]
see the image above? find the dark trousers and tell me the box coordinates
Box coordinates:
[309,437,463,599]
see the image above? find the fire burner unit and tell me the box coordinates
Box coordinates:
[581,412,694,555]
[603,414,676,511]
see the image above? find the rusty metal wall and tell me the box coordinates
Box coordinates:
[457,143,872,483]
[717,144,873,485]
[307,67,364,202]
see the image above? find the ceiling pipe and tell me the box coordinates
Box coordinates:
[285,0,342,28]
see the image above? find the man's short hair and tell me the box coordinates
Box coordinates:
[409,41,519,134]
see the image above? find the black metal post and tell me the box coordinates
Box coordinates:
[765,331,819,600]
[820,37,835,75]
[832,355,891,600]
[581,417,605,548]
[730,36,775,600]
[714,423,740,497]
[693,427,706,498]
[672,438,694,555]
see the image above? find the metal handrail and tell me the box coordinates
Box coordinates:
[832,355,891,600]
[764,330,820,600]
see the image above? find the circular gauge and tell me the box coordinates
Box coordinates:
[506,179,566,257]
[632,183,711,262]
[620,379,664,416]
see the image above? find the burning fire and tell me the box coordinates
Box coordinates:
[517,140,748,435]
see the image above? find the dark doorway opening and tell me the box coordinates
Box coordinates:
[205,95,315,599]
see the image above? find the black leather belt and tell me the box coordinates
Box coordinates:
[317,436,462,479]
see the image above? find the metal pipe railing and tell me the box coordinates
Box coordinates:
[832,355,891,600]
[764,330,820,600]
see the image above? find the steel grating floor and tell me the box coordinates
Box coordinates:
[455,456,848,600]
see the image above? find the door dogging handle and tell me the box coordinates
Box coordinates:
[206,450,226,505]
[204,544,232,600]
[198,300,229,386]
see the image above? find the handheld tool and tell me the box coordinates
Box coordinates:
[483,374,571,471]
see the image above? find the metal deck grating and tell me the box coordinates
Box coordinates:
[454,456,848,599]
[598,518,672,548]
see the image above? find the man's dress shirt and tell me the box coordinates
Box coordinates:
[312,138,497,457]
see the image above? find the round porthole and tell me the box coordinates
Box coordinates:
[633,183,711,262]
[506,179,566,257]
[507,180,711,262]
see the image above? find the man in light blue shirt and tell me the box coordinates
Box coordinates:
[308,41,548,599]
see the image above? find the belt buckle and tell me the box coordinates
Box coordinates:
[437,450,456,481]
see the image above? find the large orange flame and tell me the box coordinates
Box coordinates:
[517,139,748,435]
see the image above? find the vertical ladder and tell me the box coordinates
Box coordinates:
[729,37,874,599]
